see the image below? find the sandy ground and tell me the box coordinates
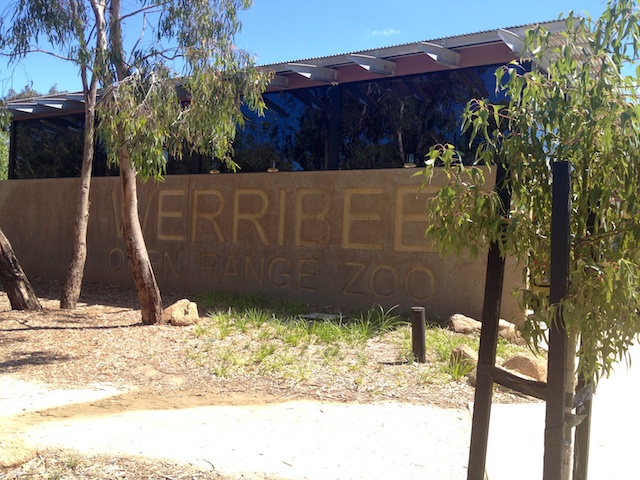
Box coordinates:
[0,375,473,480]
[4,349,639,480]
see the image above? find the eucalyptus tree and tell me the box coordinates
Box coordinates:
[0,1,270,324]
[0,2,103,310]
[419,0,640,385]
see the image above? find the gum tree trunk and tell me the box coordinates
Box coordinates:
[60,0,107,309]
[60,72,98,309]
[0,227,41,310]
[119,153,164,324]
[109,0,164,325]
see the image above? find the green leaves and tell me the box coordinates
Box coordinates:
[92,1,271,179]
[420,0,640,384]
[0,0,89,64]
[419,143,499,259]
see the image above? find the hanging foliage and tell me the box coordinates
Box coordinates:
[418,0,640,383]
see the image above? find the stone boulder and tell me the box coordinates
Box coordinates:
[163,299,199,326]
[450,343,478,366]
[448,314,482,334]
[498,319,526,345]
[502,353,547,382]
[447,314,525,345]
[450,344,478,384]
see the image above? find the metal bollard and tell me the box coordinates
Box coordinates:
[411,306,426,363]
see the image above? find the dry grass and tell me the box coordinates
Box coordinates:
[0,279,521,406]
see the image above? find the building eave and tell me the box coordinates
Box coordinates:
[5,19,568,120]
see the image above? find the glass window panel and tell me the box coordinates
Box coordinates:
[234,64,505,171]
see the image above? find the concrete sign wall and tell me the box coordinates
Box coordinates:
[0,168,522,321]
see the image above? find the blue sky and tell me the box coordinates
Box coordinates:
[0,0,609,97]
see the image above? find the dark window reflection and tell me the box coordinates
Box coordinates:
[9,63,505,178]
[234,64,505,172]
[10,113,115,179]
[234,85,332,172]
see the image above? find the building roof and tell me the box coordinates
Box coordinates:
[5,20,567,121]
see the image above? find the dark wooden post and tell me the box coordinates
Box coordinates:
[573,375,593,480]
[573,205,597,480]
[467,163,511,480]
[411,306,426,363]
[543,160,571,480]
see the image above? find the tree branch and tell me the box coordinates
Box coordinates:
[128,12,149,62]
[118,4,165,23]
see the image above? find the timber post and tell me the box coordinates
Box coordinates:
[466,162,511,479]
[543,160,572,479]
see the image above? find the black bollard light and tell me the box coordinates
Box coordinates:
[411,306,426,363]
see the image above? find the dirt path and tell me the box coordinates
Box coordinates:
[1,376,473,480]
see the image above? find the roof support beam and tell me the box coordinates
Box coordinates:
[263,97,289,117]
[33,100,65,108]
[287,63,339,83]
[269,74,289,88]
[290,89,330,112]
[11,106,35,114]
[498,29,550,70]
[403,78,431,104]
[63,94,85,102]
[497,29,525,55]
[419,42,460,68]
[344,84,378,110]
[346,54,396,76]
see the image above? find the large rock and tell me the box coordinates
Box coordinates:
[498,319,526,345]
[450,344,478,366]
[450,344,478,384]
[0,436,36,468]
[450,344,479,386]
[502,353,547,382]
[448,314,482,334]
[163,299,199,326]
[447,315,525,345]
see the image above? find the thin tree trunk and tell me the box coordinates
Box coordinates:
[60,70,98,309]
[0,227,41,310]
[61,0,107,309]
[119,152,164,324]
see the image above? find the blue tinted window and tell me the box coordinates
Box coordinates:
[234,64,504,171]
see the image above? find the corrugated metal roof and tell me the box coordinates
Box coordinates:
[262,19,566,71]
[5,19,569,120]
[5,92,87,120]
